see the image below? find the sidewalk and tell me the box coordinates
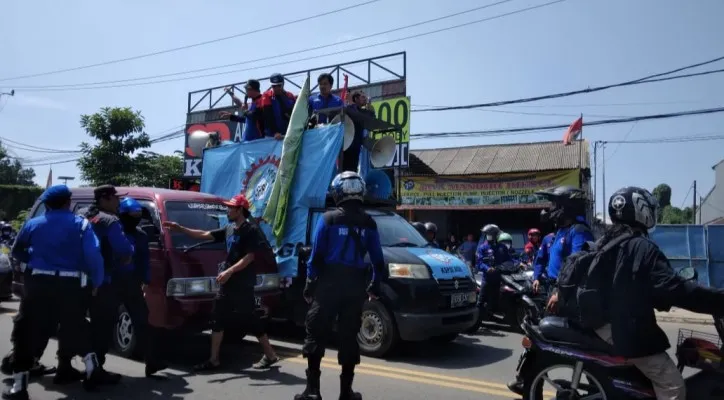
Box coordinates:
[655,308,715,326]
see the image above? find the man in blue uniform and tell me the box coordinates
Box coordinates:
[4,185,107,399]
[261,73,296,140]
[532,210,556,294]
[82,185,135,383]
[296,171,386,400]
[534,186,594,299]
[472,224,511,329]
[117,197,167,377]
[220,80,265,141]
[308,73,344,125]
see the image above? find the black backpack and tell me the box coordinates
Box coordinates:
[556,233,633,330]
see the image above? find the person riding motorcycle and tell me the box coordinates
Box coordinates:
[472,224,512,327]
[522,228,541,265]
[0,223,14,243]
[423,222,439,248]
[546,186,724,400]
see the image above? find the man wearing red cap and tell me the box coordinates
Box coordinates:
[163,194,278,371]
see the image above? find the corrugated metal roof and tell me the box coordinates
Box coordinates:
[408,139,590,176]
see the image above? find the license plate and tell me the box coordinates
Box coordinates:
[450,293,468,308]
[254,296,262,307]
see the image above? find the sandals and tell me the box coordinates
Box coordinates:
[193,360,221,372]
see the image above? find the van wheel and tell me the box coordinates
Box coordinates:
[114,304,140,360]
[358,300,398,358]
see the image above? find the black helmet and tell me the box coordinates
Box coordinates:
[536,185,587,224]
[411,222,426,236]
[424,222,437,234]
[609,186,658,230]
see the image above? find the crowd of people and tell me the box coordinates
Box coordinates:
[218,72,375,173]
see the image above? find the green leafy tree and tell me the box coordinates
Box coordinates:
[0,142,36,185]
[77,107,151,186]
[652,184,672,208]
[131,151,183,188]
[11,208,30,231]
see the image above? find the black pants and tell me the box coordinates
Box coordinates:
[12,274,91,373]
[302,267,367,366]
[89,282,118,365]
[113,273,162,364]
[342,142,362,172]
[478,269,502,316]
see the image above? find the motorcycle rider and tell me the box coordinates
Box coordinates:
[548,186,724,399]
[472,224,511,328]
[497,232,515,256]
[523,228,542,265]
[411,222,426,237]
[532,186,593,299]
[423,222,439,248]
[0,224,14,243]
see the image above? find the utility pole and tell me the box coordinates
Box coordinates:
[699,196,703,224]
[601,142,607,224]
[692,180,697,224]
[593,141,597,219]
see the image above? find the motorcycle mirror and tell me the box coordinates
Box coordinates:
[677,266,698,281]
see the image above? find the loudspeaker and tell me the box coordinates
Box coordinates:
[187,131,214,157]
[330,114,356,150]
[363,135,397,168]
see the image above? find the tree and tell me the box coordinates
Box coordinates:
[0,142,36,185]
[652,183,695,224]
[77,107,151,186]
[653,184,673,223]
[130,151,183,188]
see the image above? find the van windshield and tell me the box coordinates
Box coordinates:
[165,201,227,250]
[370,214,429,247]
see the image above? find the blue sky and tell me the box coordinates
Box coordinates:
[1,0,722,217]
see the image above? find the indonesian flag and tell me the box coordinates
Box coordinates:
[340,74,349,104]
[45,167,53,189]
[563,116,583,145]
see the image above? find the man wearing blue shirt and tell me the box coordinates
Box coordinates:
[308,73,344,126]
[532,232,555,293]
[220,80,265,141]
[296,172,386,400]
[81,185,135,384]
[471,224,512,330]
[4,185,107,399]
[117,197,167,377]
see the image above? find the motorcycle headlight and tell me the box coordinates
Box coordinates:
[388,263,430,279]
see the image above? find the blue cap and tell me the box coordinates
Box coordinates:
[39,185,72,203]
[119,197,142,214]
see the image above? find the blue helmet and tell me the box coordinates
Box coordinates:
[119,197,142,214]
[329,171,365,205]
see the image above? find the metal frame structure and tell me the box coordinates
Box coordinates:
[187,52,406,115]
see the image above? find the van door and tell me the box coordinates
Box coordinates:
[135,200,168,328]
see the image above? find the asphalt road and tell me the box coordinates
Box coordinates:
[0,299,717,400]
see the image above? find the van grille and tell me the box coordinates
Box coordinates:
[437,278,474,294]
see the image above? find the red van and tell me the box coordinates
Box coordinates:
[12,187,281,358]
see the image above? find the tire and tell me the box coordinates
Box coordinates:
[522,359,615,400]
[357,300,399,358]
[113,304,141,360]
[430,333,458,344]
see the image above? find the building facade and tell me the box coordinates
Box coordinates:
[697,159,724,225]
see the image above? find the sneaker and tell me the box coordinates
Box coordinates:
[252,355,279,369]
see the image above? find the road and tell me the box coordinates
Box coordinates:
[0,299,717,399]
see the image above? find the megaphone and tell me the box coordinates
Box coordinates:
[330,114,355,150]
[187,131,219,157]
[363,135,397,168]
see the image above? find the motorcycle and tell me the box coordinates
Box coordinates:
[470,259,547,332]
[511,266,724,399]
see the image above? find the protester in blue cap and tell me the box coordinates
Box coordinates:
[4,185,109,399]
[79,184,135,384]
[261,73,296,140]
[116,197,167,377]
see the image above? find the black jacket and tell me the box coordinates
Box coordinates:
[607,231,724,358]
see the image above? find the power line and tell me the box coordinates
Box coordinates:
[413,64,724,113]
[681,183,693,209]
[412,104,631,119]
[604,122,638,161]
[15,0,567,92]
[602,134,724,144]
[12,0,516,90]
[412,106,724,138]
[0,0,381,82]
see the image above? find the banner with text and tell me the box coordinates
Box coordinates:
[399,170,580,210]
[369,96,410,168]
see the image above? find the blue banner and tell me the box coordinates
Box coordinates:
[201,125,343,278]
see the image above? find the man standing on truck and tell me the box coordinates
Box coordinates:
[342,90,376,172]
[308,73,343,126]
[261,73,296,140]
[296,171,386,400]
[81,185,135,384]
[117,197,167,377]
[220,80,265,141]
[4,185,108,399]
[162,194,279,371]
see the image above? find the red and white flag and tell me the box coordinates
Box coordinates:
[340,74,349,104]
[562,116,583,145]
[45,167,53,188]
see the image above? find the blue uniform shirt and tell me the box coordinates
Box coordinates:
[12,209,105,288]
[545,221,593,280]
[307,211,385,280]
[117,228,151,284]
[475,240,512,272]
[84,207,135,284]
[533,233,555,281]
[309,93,344,125]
